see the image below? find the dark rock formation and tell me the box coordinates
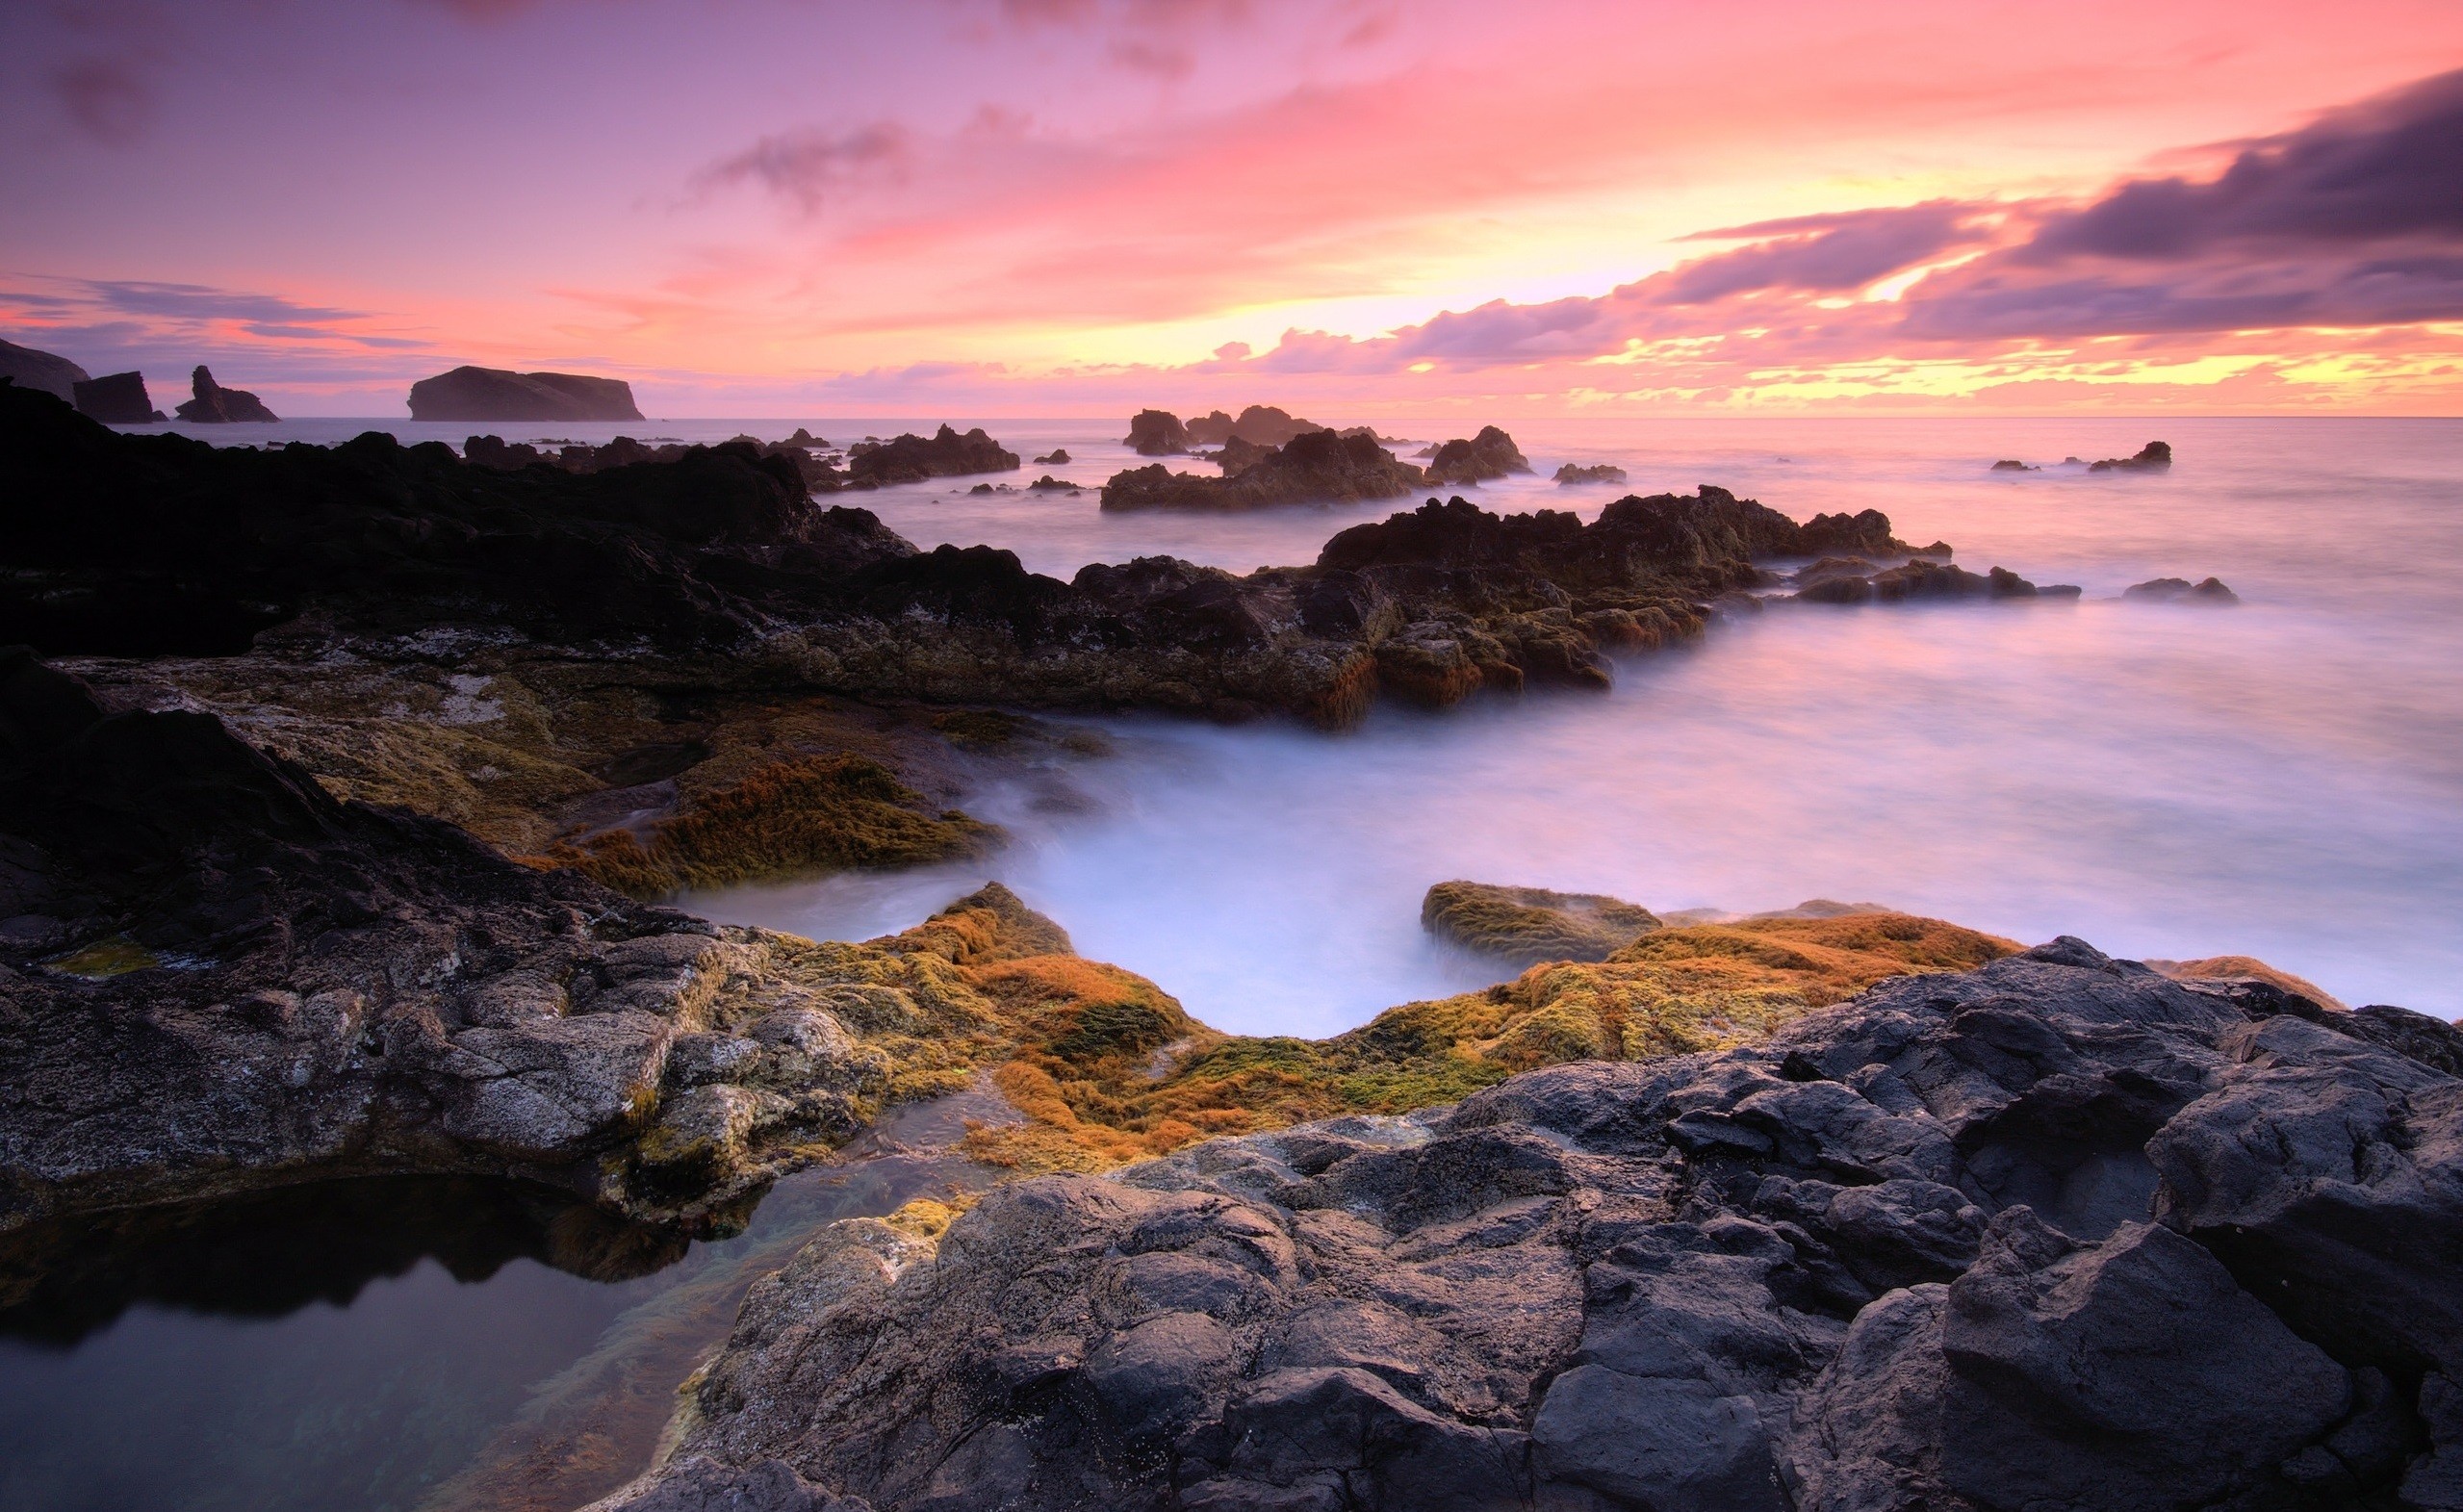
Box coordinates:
[1793,558,2082,603]
[846,424,1019,485]
[0,651,893,1235]
[1125,410,1191,456]
[595,939,2463,1512]
[70,372,162,424]
[1424,425,1532,486]
[1027,475,1084,493]
[1034,449,1071,465]
[1321,489,1905,583]
[1423,881,1660,966]
[783,428,829,448]
[1185,405,1327,448]
[1207,435,1274,475]
[1989,459,2037,472]
[464,432,845,492]
[173,366,277,423]
[1102,431,1426,512]
[0,340,90,402]
[407,366,643,423]
[1553,463,1627,486]
[2090,441,2172,473]
[2125,576,2239,604]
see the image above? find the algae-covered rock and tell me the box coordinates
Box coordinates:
[1421,880,1660,965]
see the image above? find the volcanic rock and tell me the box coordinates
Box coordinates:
[845,424,1019,485]
[2124,576,2238,604]
[407,365,644,423]
[0,340,90,403]
[1553,463,1627,486]
[70,372,162,424]
[1184,405,1327,448]
[1125,410,1191,455]
[173,366,278,423]
[1422,881,1661,965]
[1424,425,1532,486]
[593,937,2463,1512]
[2090,441,2172,472]
[1102,430,1425,512]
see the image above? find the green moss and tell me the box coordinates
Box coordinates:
[47,936,161,979]
[1421,881,1662,966]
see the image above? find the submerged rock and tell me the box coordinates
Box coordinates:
[408,365,643,422]
[2125,575,2239,604]
[1424,425,1532,486]
[1102,429,1425,512]
[1553,463,1627,485]
[595,938,2463,1512]
[173,366,277,423]
[1422,881,1660,965]
[70,372,162,424]
[1125,409,1191,455]
[2090,441,2173,472]
[0,340,90,403]
[845,423,1019,484]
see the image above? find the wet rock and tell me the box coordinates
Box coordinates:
[0,340,90,403]
[598,940,2459,1511]
[1796,559,2080,603]
[1552,463,1627,485]
[1101,430,1425,512]
[2089,441,2172,472]
[407,365,642,422]
[1424,426,1531,486]
[173,366,278,423]
[1989,459,2036,471]
[2124,575,2238,604]
[70,372,162,423]
[1421,881,1660,966]
[1125,409,1191,455]
[846,423,1019,484]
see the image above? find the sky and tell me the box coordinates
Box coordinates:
[5,0,2462,417]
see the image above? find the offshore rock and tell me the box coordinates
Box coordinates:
[1184,405,1328,448]
[1424,426,1532,486]
[597,939,2463,1512]
[70,372,162,424]
[2089,441,2172,473]
[846,424,1020,485]
[1793,558,2081,603]
[1553,463,1627,486]
[173,366,278,423]
[1102,430,1425,512]
[408,365,643,422]
[1422,881,1661,966]
[2125,576,2239,604]
[1126,410,1192,455]
[463,432,847,492]
[0,340,90,402]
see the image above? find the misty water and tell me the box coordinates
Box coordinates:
[13,411,2456,1511]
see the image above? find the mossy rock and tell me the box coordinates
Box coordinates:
[1422,881,1662,966]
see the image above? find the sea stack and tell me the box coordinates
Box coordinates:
[406,365,644,422]
[175,366,279,423]
[0,339,90,402]
[70,372,164,423]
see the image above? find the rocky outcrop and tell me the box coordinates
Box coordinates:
[407,366,643,422]
[1422,881,1660,966]
[0,340,90,402]
[1034,449,1071,465]
[463,432,847,492]
[596,940,2463,1512]
[1791,558,2080,603]
[1424,426,1531,486]
[1184,406,1327,448]
[1127,411,1191,456]
[1102,431,1426,512]
[173,366,277,423]
[1553,463,1627,486]
[846,425,1019,485]
[2090,441,2172,473]
[2125,576,2238,604]
[70,372,162,424]
[1988,459,2037,472]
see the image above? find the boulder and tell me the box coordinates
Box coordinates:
[1125,409,1191,455]
[70,372,162,423]
[1424,426,1531,486]
[1033,448,1070,465]
[174,366,278,423]
[2124,576,2238,604]
[1553,463,1627,486]
[406,365,643,422]
[0,339,90,402]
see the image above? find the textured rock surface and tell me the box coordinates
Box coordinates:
[407,365,643,422]
[0,341,90,402]
[847,425,1020,485]
[597,941,2463,1512]
[172,365,278,423]
[1424,426,1532,486]
[70,371,160,423]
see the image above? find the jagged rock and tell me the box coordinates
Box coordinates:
[465,432,845,491]
[407,365,642,422]
[1102,430,1426,512]
[1208,434,1275,475]
[1795,559,2082,604]
[1033,448,1070,465]
[1553,463,1627,485]
[1988,459,2036,472]
[2090,442,2172,472]
[1185,405,1327,448]
[1421,881,1660,965]
[783,428,829,448]
[173,366,277,423]
[1125,410,1191,455]
[1424,426,1531,486]
[2124,576,2238,604]
[595,937,2462,1512]
[0,340,90,402]
[70,372,161,424]
[1027,475,1083,492]
[845,424,1019,484]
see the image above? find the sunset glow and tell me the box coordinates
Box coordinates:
[7,0,2462,415]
